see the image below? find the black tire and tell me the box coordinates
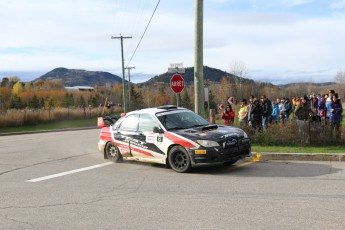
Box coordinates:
[105,142,123,163]
[168,146,191,173]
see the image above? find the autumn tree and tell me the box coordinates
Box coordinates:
[229,61,249,99]
[1,78,10,87]
[335,70,345,84]
[24,82,33,92]
[12,82,23,95]
[215,76,230,104]
[0,87,11,109]
[156,87,170,106]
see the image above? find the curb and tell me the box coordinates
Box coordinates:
[251,152,345,162]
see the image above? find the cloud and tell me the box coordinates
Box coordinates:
[331,0,345,9]
[1,0,345,84]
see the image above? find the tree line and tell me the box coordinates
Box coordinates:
[1,76,344,116]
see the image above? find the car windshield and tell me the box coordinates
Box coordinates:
[156,110,210,130]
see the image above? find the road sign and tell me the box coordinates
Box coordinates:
[170,74,185,93]
[170,63,183,68]
[168,67,185,73]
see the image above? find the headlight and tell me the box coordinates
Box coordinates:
[243,131,249,138]
[197,140,220,147]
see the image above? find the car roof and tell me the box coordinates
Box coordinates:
[127,105,188,116]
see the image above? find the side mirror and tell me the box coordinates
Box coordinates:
[153,126,164,133]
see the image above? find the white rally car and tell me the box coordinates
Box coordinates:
[98,105,251,173]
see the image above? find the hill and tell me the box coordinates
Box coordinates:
[139,66,255,86]
[33,67,126,86]
[32,66,256,87]
[278,82,336,88]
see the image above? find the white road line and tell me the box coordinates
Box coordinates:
[27,162,114,182]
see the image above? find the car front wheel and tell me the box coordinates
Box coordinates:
[105,142,123,163]
[168,146,191,173]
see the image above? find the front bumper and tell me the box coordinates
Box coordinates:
[188,138,251,165]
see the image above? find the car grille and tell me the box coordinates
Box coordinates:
[220,137,250,149]
[219,137,250,155]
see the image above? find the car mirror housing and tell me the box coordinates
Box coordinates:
[153,126,164,133]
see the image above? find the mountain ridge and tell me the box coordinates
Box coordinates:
[31,66,336,87]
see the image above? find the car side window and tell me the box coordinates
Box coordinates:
[118,114,139,131]
[138,113,160,132]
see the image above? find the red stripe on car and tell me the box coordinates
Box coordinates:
[131,147,154,157]
[164,132,198,148]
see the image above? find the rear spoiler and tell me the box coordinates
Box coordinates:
[97,115,120,128]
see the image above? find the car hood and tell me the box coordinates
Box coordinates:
[173,125,246,141]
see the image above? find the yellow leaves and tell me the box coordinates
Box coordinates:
[12,82,23,95]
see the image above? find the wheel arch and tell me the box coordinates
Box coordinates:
[166,144,180,166]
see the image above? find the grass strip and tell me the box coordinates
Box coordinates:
[252,144,345,154]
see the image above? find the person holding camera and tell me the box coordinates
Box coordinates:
[221,104,235,126]
[329,93,343,139]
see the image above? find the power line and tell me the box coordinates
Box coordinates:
[126,0,160,67]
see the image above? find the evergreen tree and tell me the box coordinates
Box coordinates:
[40,98,45,108]
[61,93,75,108]
[29,95,41,109]
[181,90,192,110]
[130,86,144,110]
[9,94,24,109]
[77,95,86,108]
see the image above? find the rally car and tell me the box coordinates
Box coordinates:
[98,105,251,173]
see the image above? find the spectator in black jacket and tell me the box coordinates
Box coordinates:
[250,99,264,132]
[260,95,272,130]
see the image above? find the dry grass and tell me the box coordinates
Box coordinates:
[0,107,122,127]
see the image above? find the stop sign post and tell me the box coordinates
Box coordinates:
[170,74,185,107]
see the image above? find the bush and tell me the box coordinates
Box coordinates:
[215,114,344,146]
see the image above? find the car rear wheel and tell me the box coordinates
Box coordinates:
[105,142,123,163]
[168,146,191,173]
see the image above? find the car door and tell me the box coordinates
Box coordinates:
[130,113,166,161]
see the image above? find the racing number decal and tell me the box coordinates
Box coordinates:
[157,136,163,142]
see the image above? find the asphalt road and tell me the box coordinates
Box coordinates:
[1,129,345,230]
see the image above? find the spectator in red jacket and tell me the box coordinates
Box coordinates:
[221,104,235,126]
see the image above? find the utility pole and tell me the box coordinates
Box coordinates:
[194,0,204,117]
[111,35,132,113]
[124,66,135,110]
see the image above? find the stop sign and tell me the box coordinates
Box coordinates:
[170,74,185,93]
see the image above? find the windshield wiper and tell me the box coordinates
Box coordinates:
[189,124,206,128]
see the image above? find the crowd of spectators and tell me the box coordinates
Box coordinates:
[219,89,343,139]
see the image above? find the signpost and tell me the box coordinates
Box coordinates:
[168,63,185,107]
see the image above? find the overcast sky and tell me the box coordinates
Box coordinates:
[1,0,345,84]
